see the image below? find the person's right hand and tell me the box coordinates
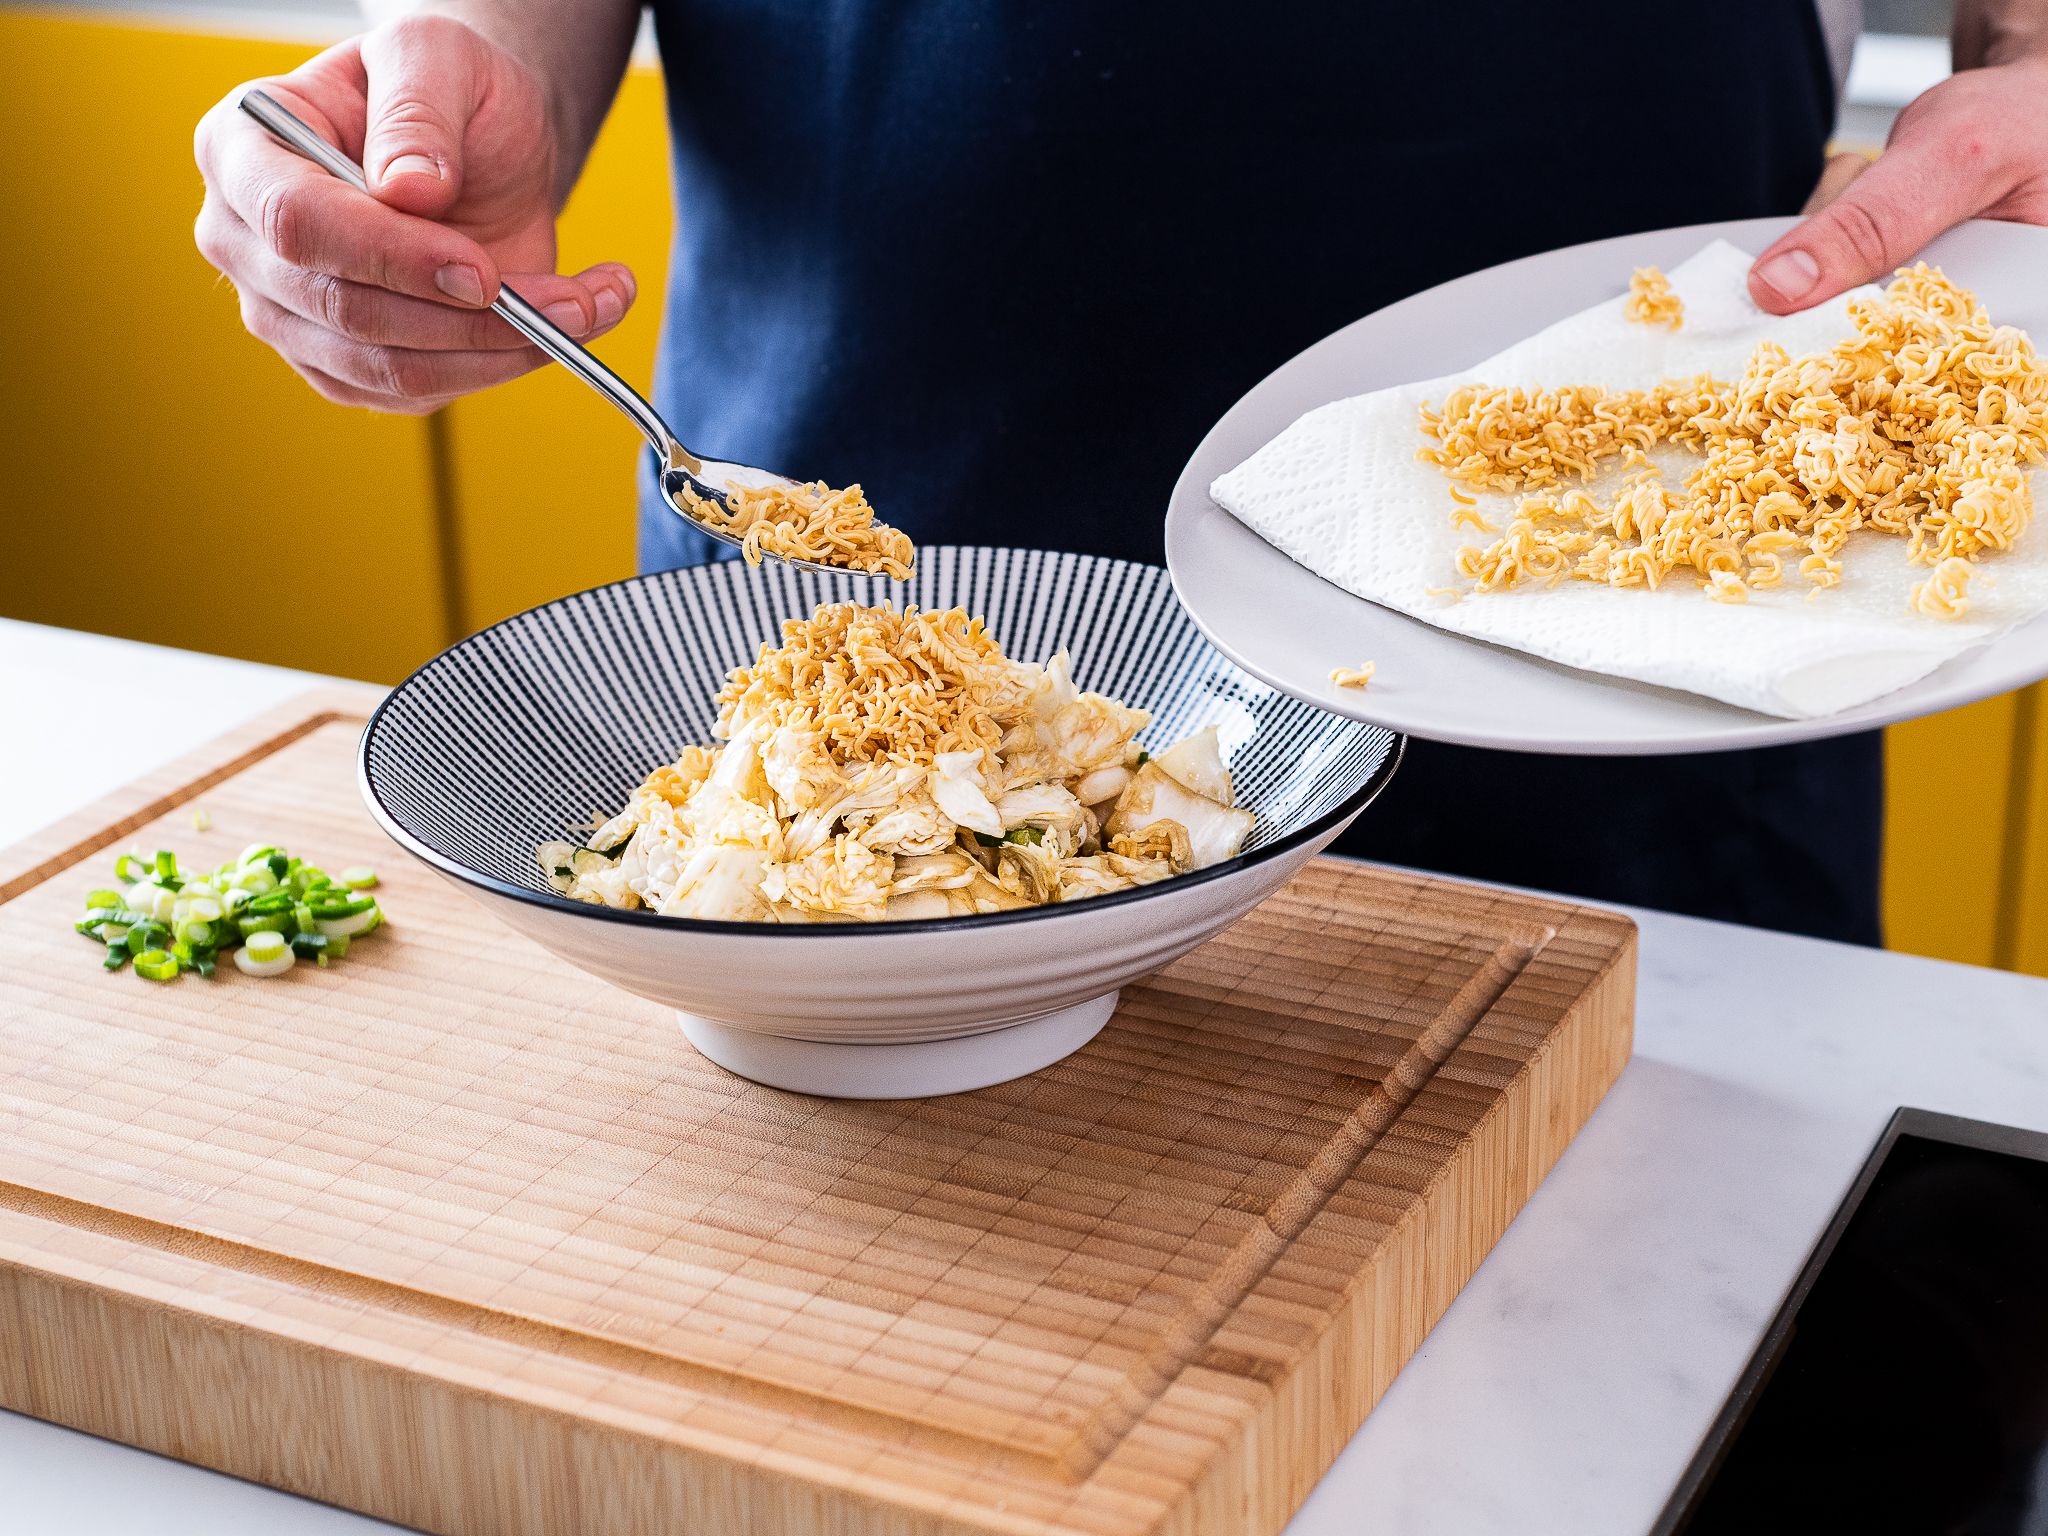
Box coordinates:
[195,14,636,414]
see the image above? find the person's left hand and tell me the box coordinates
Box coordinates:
[1747,53,2048,313]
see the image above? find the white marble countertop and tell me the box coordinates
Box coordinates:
[4,615,2045,1536]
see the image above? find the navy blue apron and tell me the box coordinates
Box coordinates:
[639,1,1881,944]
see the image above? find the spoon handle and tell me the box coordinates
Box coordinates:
[237,90,691,470]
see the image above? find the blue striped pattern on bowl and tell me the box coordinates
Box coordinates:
[362,547,1398,925]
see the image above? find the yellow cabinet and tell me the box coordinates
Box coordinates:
[2008,687,2048,974]
[0,9,669,680]
[1883,690,2042,971]
[0,12,450,686]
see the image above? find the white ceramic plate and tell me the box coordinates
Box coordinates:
[1166,216,2048,754]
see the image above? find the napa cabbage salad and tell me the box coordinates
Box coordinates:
[537,603,1254,922]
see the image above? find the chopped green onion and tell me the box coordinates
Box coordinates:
[972,831,1004,848]
[130,883,176,921]
[243,930,287,962]
[134,949,180,982]
[1134,750,1151,767]
[191,807,212,832]
[314,904,381,939]
[79,840,388,984]
[1004,827,1045,846]
[310,896,375,920]
[235,946,296,978]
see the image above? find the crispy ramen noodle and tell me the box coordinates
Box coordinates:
[1909,556,1974,620]
[715,603,1021,767]
[1626,266,1684,330]
[1419,377,1721,494]
[1328,661,1376,689]
[539,603,1256,922]
[679,480,916,580]
[1418,265,2046,617]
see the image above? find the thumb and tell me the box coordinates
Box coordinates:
[1747,139,1966,313]
[358,17,485,219]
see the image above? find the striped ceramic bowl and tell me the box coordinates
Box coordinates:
[360,548,1401,1097]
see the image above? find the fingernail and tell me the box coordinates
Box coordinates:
[1754,249,1821,302]
[434,263,487,305]
[594,287,625,328]
[541,298,589,333]
[385,153,441,182]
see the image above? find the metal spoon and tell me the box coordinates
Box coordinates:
[238,89,842,575]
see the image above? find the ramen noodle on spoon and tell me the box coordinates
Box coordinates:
[679,480,917,580]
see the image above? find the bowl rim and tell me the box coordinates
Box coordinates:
[357,551,1406,939]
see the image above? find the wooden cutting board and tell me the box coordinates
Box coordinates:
[0,688,1635,1536]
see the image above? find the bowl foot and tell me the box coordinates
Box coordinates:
[678,993,1119,1099]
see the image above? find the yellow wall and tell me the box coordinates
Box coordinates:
[0,7,662,678]
[3,8,2043,976]
[2005,686,2048,975]
[1883,690,2043,971]
[0,11,448,684]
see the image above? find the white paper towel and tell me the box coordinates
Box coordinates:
[1210,241,2048,718]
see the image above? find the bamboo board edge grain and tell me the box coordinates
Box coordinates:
[0,692,1638,1536]
[1163,908,1637,1535]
